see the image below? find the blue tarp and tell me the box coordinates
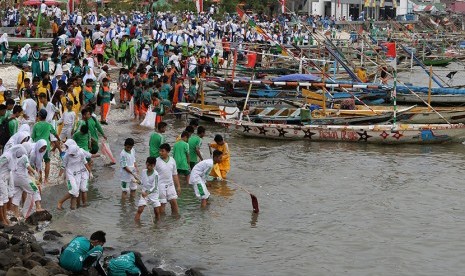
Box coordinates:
[272,74,321,82]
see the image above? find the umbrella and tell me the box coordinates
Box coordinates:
[23,0,62,6]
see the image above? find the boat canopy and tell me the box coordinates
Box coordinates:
[272,74,321,82]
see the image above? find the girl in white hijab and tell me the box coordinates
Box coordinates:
[0,33,8,64]
[82,66,96,84]
[18,44,31,64]
[57,145,92,210]
[29,139,47,177]
[4,129,30,152]
[11,143,42,218]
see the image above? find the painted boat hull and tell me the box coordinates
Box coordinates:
[396,110,465,124]
[396,94,465,104]
[216,119,465,144]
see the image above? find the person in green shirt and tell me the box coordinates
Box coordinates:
[8,105,22,137]
[0,104,6,125]
[187,79,197,103]
[73,125,90,152]
[107,251,150,276]
[4,99,15,120]
[148,122,166,158]
[188,126,206,169]
[59,231,106,273]
[172,130,190,182]
[31,109,61,185]
[98,78,112,125]
[74,108,107,155]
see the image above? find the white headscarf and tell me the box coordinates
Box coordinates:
[4,130,30,151]
[7,144,27,160]
[83,67,96,84]
[18,44,31,58]
[64,139,77,150]
[30,139,47,171]
[0,33,8,48]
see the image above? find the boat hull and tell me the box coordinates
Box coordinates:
[216,119,465,144]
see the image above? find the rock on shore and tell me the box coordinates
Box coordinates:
[0,218,205,276]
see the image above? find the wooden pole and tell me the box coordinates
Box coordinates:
[427,65,432,112]
[200,79,205,109]
[322,64,327,115]
[231,48,238,79]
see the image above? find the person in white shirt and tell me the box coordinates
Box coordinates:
[134,157,160,222]
[156,143,181,215]
[75,12,83,25]
[21,91,37,126]
[11,144,42,218]
[189,150,223,208]
[119,138,138,200]
[57,145,92,210]
[57,101,76,140]
[40,1,47,14]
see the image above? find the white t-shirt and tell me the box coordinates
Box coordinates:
[40,3,47,13]
[60,111,76,129]
[141,169,158,194]
[44,102,58,123]
[119,149,136,182]
[22,98,37,123]
[155,156,177,189]
[189,159,213,185]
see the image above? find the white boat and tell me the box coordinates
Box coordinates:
[216,119,465,144]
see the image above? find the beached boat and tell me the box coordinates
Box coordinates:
[175,103,240,122]
[216,119,465,144]
[422,57,454,67]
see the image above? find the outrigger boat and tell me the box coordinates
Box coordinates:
[216,119,465,144]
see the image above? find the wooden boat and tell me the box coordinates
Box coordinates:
[396,94,465,105]
[175,103,240,122]
[216,119,465,144]
[8,37,53,47]
[421,57,454,67]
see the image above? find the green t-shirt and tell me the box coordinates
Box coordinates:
[59,236,103,272]
[149,132,164,158]
[75,117,105,142]
[31,121,57,149]
[8,118,18,136]
[108,252,140,276]
[73,131,90,152]
[172,140,189,171]
[188,134,202,163]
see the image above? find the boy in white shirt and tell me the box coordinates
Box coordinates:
[189,150,223,208]
[155,143,181,215]
[21,91,37,127]
[58,101,76,140]
[120,138,138,200]
[134,157,160,222]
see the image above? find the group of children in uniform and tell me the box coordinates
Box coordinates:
[120,119,230,222]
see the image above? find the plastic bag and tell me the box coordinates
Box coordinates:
[140,106,156,128]
[100,141,116,164]
[22,193,35,219]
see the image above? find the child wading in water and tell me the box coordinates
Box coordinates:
[134,157,161,222]
[208,134,230,179]
[120,138,139,200]
[156,143,181,215]
[189,150,223,208]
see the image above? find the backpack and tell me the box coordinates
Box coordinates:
[0,118,12,148]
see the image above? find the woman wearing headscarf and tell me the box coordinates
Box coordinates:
[3,130,30,152]
[10,142,42,219]
[18,44,31,66]
[29,139,47,177]
[0,33,8,64]
[0,144,25,225]
[57,145,92,210]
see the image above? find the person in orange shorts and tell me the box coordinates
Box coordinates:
[98,78,111,125]
[208,134,230,179]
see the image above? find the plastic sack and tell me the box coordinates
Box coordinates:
[22,193,35,219]
[140,106,156,128]
[100,141,116,164]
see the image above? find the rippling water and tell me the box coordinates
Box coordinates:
[33,62,465,275]
[37,107,465,275]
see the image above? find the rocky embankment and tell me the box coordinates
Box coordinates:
[0,211,204,276]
